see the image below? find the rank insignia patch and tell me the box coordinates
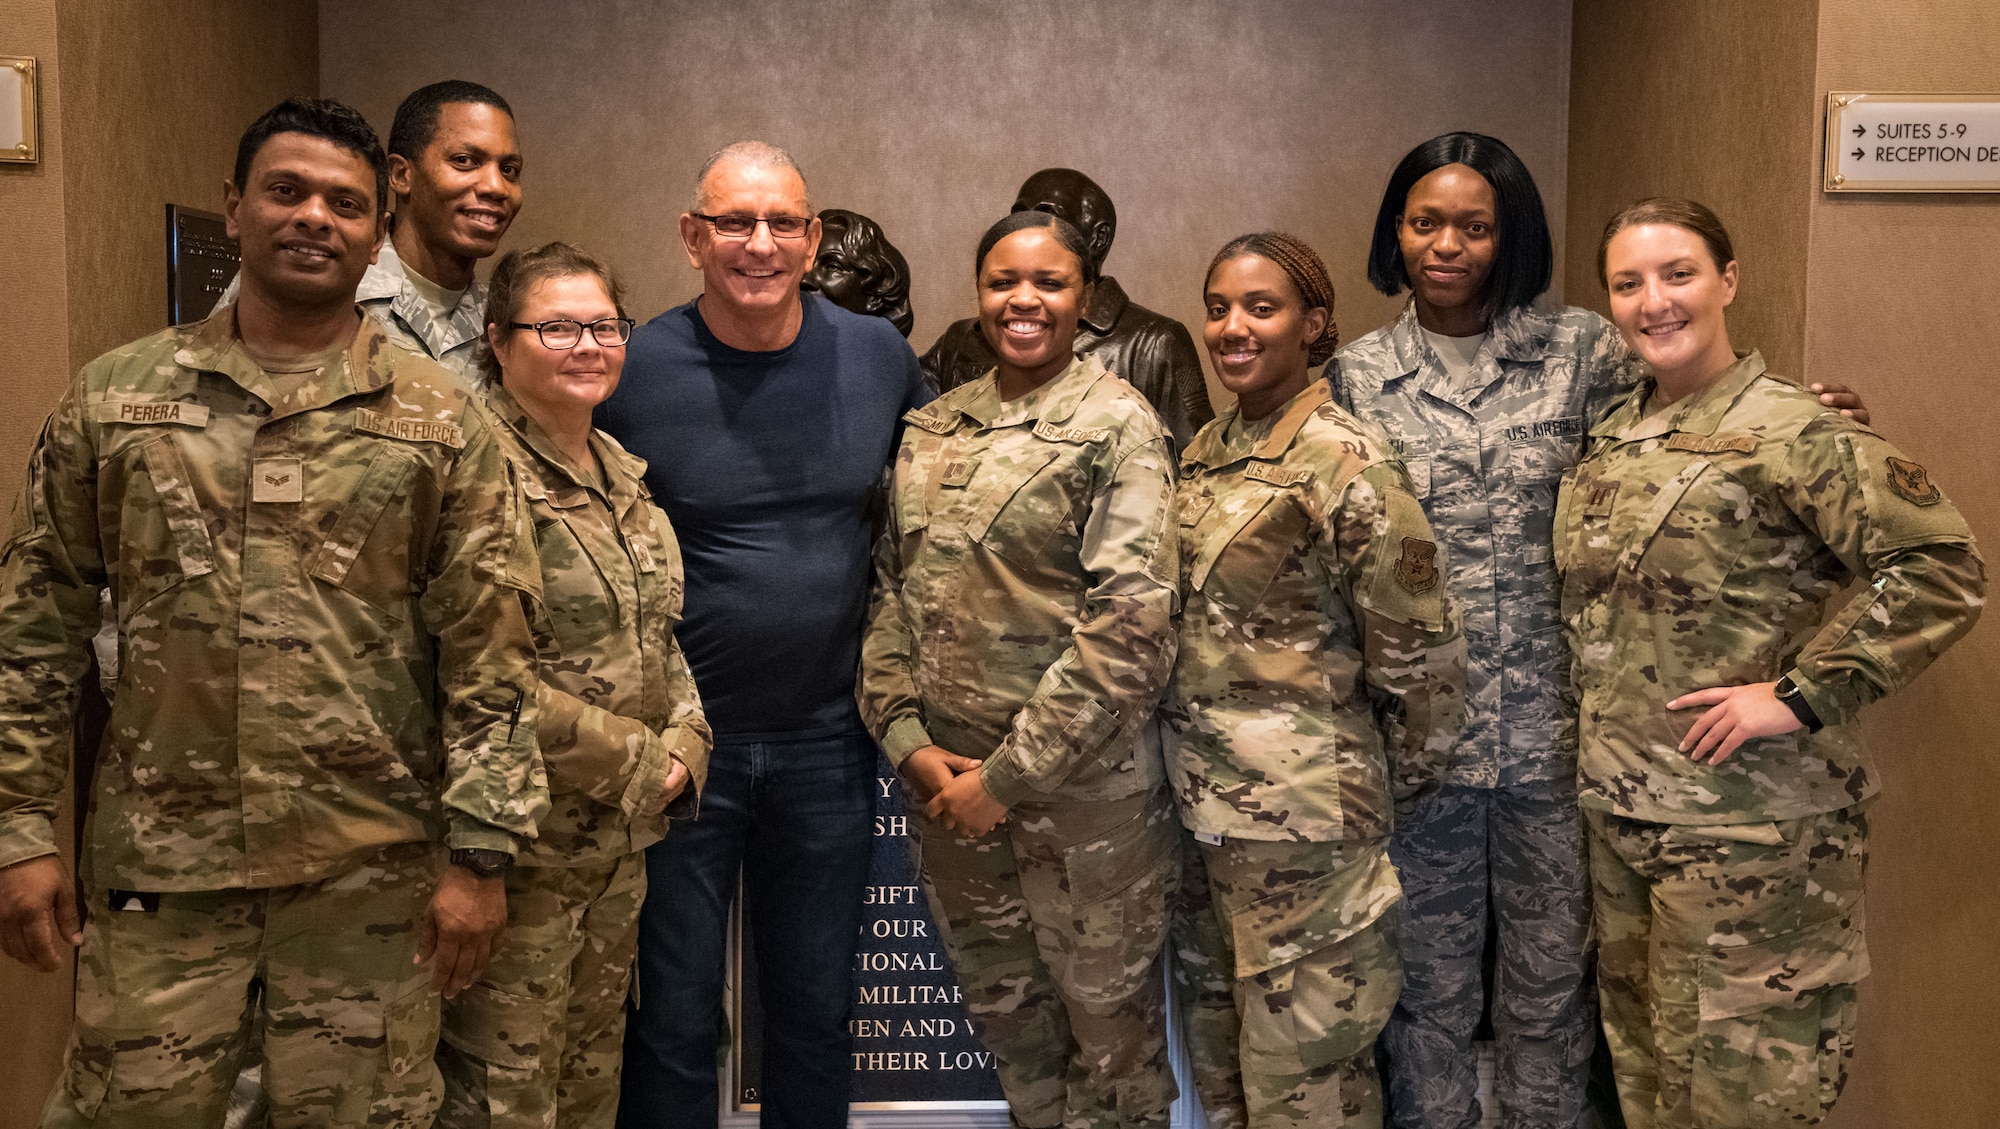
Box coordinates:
[1885,456,1941,506]
[1396,537,1439,594]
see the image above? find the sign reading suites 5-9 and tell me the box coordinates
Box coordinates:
[1825,92,2000,191]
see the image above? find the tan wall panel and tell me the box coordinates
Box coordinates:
[1808,2,2000,1125]
[59,0,319,368]
[1564,0,1818,378]
[319,0,1576,411]
[0,2,76,1121]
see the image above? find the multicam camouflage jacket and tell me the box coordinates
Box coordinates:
[859,354,1180,807]
[0,306,547,891]
[1556,351,1985,824]
[220,241,490,386]
[487,385,712,867]
[1164,380,1466,842]
[1329,301,1639,789]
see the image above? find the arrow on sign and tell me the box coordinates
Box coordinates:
[1852,124,1865,137]
[1851,148,1865,160]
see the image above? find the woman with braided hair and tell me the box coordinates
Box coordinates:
[1164,232,1467,1127]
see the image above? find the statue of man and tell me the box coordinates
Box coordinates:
[806,208,914,337]
[920,168,1212,445]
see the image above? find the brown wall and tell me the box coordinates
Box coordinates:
[1807,1,2000,1124]
[1569,2,2000,1126]
[59,0,319,367]
[320,0,1578,408]
[0,3,76,1122]
[1565,0,1819,378]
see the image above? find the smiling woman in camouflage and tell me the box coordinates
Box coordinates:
[859,210,1182,1129]
[1559,199,1983,1129]
[1165,232,1467,1128]
[438,242,712,1129]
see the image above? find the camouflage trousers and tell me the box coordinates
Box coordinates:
[910,787,1180,1129]
[1171,827,1247,1129]
[439,852,646,1129]
[1586,804,1869,1129]
[1191,836,1403,1129]
[1383,782,1595,1129]
[44,841,443,1129]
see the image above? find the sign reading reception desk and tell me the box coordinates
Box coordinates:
[1825,93,2000,191]
[732,756,1008,1115]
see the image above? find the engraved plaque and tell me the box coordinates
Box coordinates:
[166,205,240,324]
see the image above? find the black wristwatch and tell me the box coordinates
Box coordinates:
[449,847,513,879]
[1773,676,1824,734]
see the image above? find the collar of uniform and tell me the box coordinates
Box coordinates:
[1185,379,1329,469]
[1078,275,1130,336]
[176,301,392,416]
[487,382,618,504]
[959,353,1106,430]
[1379,300,1556,385]
[373,239,488,358]
[1610,350,1767,443]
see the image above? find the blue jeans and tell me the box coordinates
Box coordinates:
[618,732,877,1129]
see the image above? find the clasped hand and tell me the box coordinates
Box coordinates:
[900,745,1009,836]
[1668,681,1802,765]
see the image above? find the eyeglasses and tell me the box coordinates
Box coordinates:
[508,318,635,349]
[691,213,814,240]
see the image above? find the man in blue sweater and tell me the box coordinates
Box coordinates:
[601,142,929,1129]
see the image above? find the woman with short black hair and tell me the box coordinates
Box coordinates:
[1332,134,1865,1129]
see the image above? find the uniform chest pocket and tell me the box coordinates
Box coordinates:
[1626,459,1754,605]
[963,448,1073,567]
[1191,486,1310,611]
[627,502,683,627]
[110,434,218,622]
[306,446,419,616]
[535,511,622,652]
[1509,432,1581,487]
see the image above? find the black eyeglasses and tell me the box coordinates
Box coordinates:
[691,213,814,240]
[509,318,635,349]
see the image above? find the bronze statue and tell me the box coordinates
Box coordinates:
[805,208,913,337]
[920,168,1212,445]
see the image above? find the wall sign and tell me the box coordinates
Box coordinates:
[1824,92,2000,192]
[166,205,241,324]
[0,55,37,164]
[731,756,1008,1115]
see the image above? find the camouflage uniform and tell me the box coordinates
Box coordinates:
[1329,302,1635,1128]
[1164,380,1466,1128]
[0,306,547,1127]
[1554,351,1984,1128]
[859,354,1183,1129]
[921,277,1214,448]
[219,241,490,387]
[439,387,711,1129]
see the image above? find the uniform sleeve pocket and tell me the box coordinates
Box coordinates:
[307,447,419,616]
[440,981,549,1072]
[383,979,444,1077]
[1693,912,1867,1127]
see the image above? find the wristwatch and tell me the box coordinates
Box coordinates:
[449,847,513,879]
[1772,676,1824,734]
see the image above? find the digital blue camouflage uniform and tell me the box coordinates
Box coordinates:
[219,240,490,387]
[860,355,1184,1129]
[1329,301,1637,1129]
[0,306,547,1128]
[1555,351,1983,1128]
[1165,379,1466,1129]
[438,385,712,1129]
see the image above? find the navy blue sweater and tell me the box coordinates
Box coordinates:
[597,291,930,741]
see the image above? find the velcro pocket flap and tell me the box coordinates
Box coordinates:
[1698,911,1870,1023]
[1225,846,1401,978]
[441,981,550,1071]
[1063,800,1178,906]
